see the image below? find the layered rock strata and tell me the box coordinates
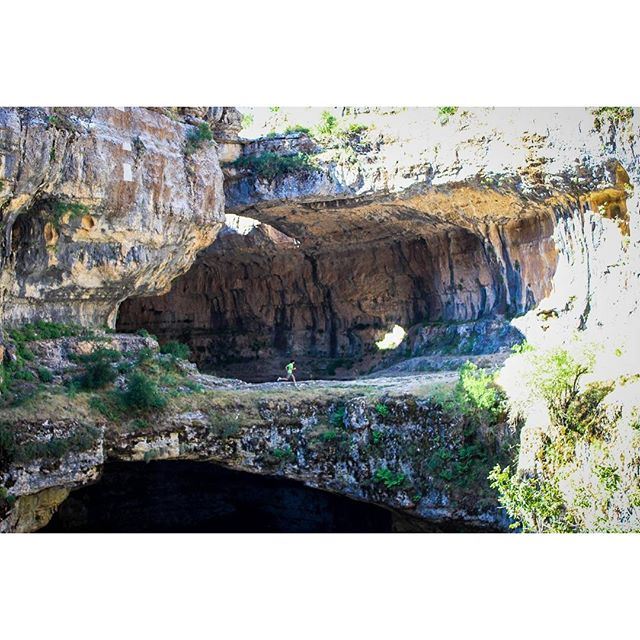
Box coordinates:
[0,107,231,327]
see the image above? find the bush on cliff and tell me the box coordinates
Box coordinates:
[435,361,506,427]
[488,465,574,532]
[160,341,191,360]
[0,424,17,469]
[9,320,85,344]
[231,152,317,181]
[489,341,628,532]
[0,423,100,470]
[119,372,166,412]
[185,122,213,154]
[76,348,120,390]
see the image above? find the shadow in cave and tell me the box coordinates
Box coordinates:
[41,461,399,533]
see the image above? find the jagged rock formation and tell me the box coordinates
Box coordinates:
[118,108,634,381]
[0,107,232,327]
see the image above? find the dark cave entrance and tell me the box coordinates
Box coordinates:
[116,211,553,382]
[40,461,399,533]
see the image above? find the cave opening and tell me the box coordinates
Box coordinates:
[40,461,401,533]
[116,204,557,382]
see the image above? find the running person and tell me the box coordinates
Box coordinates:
[277,360,298,388]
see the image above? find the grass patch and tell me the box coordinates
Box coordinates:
[373,467,407,490]
[0,422,100,470]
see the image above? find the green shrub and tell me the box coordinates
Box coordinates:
[511,340,534,354]
[13,369,35,382]
[488,465,575,532]
[329,405,346,428]
[283,124,312,136]
[119,372,166,412]
[8,321,87,365]
[427,443,488,486]
[320,429,340,442]
[592,107,633,131]
[347,122,367,135]
[0,486,16,514]
[374,402,389,418]
[373,467,407,490]
[132,418,149,431]
[371,429,383,445]
[272,445,294,461]
[435,362,506,426]
[77,348,120,390]
[185,122,213,154]
[526,346,603,435]
[594,464,621,495]
[0,424,17,468]
[437,106,458,123]
[316,111,339,136]
[37,367,54,383]
[160,341,191,360]
[50,199,90,226]
[208,413,241,438]
[136,347,155,364]
[231,152,317,181]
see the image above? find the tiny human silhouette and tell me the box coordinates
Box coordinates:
[277,360,298,388]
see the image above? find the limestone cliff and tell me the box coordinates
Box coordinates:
[0,335,512,532]
[0,107,233,327]
[2,106,639,533]
[118,108,635,381]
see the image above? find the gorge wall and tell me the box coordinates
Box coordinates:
[117,108,633,381]
[0,107,239,328]
[2,106,640,532]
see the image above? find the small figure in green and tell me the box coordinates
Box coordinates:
[277,360,298,388]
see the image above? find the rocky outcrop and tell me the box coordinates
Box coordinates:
[0,107,232,327]
[118,108,633,380]
[0,335,513,533]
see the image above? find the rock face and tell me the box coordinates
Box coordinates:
[0,335,513,533]
[118,108,633,380]
[0,107,230,327]
[119,210,552,379]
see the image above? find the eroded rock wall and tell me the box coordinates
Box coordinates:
[0,107,231,327]
[118,208,558,379]
[118,108,634,380]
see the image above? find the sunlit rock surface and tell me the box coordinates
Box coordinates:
[0,107,230,327]
[118,107,636,382]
